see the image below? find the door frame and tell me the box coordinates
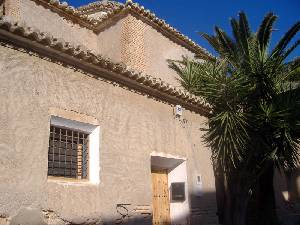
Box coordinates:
[151,169,171,225]
[150,153,189,225]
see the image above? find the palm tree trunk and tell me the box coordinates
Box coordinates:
[214,170,226,224]
[223,174,233,225]
[232,174,250,225]
[232,190,249,225]
[257,165,280,225]
[222,172,250,225]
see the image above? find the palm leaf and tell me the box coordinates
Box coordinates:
[238,11,251,56]
[199,32,221,53]
[257,12,278,52]
[214,27,238,64]
[271,21,300,57]
[282,39,300,61]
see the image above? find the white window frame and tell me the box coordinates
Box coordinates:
[49,116,100,184]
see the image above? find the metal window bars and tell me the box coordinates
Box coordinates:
[48,125,89,179]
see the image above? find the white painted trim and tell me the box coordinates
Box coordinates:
[150,151,187,161]
[89,126,100,184]
[168,161,189,225]
[150,154,189,225]
[50,116,100,184]
[51,116,97,133]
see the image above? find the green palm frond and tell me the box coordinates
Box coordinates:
[278,58,300,85]
[257,12,278,52]
[282,39,300,61]
[238,11,251,56]
[271,21,300,58]
[255,89,300,169]
[169,57,252,171]
[230,18,241,44]
[170,12,300,176]
[208,110,251,171]
[230,18,249,59]
[214,27,239,64]
[199,32,221,53]
[168,57,203,93]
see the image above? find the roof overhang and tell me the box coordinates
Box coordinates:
[30,0,213,60]
[0,17,211,116]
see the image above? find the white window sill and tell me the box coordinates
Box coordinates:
[47,176,99,186]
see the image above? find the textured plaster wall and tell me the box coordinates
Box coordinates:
[5,0,195,87]
[96,17,123,62]
[5,0,196,88]
[7,0,98,51]
[143,18,195,88]
[122,14,195,87]
[97,14,195,87]
[0,45,217,224]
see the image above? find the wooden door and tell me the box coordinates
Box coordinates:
[152,170,171,225]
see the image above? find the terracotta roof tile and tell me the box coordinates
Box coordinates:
[32,0,213,59]
[0,16,211,115]
[89,0,213,59]
[77,1,123,14]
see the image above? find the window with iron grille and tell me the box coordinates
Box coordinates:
[48,125,89,179]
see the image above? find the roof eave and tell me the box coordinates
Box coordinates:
[91,2,213,59]
[0,17,211,117]
[30,0,213,59]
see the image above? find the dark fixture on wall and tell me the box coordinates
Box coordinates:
[171,182,185,201]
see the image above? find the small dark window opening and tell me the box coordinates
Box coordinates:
[171,182,186,201]
[48,125,89,179]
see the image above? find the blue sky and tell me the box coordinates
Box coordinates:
[67,0,299,60]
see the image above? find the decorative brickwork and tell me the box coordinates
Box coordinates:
[22,0,211,59]
[121,14,147,73]
[0,16,210,114]
[4,0,21,20]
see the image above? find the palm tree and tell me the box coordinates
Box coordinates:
[169,12,300,225]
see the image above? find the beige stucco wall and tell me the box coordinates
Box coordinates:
[0,45,217,224]
[96,14,195,87]
[96,16,123,62]
[5,0,196,88]
[122,14,195,87]
[143,19,195,88]
[5,0,98,51]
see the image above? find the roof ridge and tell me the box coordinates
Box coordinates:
[31,0,100,27]
[0,16,210,114]
[77,1,123,13]
[31,0,213,59]
[97,0,213,58]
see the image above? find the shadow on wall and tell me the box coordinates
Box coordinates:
[286,168,300,202]
[210,169,300,225]
[0,191,219,225]
[66,191,217,225]
[189,191,220,225]
[92,171,299,225]
[2,178,300,225]
[273,168,300,225]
